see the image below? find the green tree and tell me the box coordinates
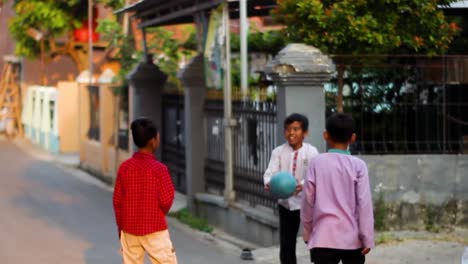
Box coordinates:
[274,0,460,112]
[7,0,118,73]
[98,16,196,92]
[96,17,138,89]
[95,0,123,10]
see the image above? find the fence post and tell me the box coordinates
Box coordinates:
[265,44,335,152]
[179,55,207,212]
[127,55,168,155]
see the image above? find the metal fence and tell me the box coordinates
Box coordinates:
[118,86,130,151]
[162,94,186,193]
[118,129,129,150]
[204,99,278,210]
[87,85,100,141]
[326,55,468,154]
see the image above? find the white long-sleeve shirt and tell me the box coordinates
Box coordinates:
[264,143,319,211]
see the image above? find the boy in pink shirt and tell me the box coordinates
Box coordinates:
[301,113,375,264]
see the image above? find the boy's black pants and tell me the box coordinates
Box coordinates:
[279,205,300,264]
[311,248,365,264]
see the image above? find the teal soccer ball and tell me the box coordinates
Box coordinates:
[270,171,296,199]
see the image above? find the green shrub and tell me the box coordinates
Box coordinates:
[374,192,387,231]
[169,208,213,233]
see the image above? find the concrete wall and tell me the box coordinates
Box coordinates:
[57,82,80,153]
[81,140,102,174]
[362,155,468,204]
[196,154,468,246]
[99,85,116,175]
[79,84,129,183]
[81,137,130,184]
[361,154,468,229]
[195,194,279,247]
[78,84,91,163]
[107,149,131,176]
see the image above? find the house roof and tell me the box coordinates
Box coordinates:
[445,1,468,8]
[116,0,276,28]
[439,1,468,15]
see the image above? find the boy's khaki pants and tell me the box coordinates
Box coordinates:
[120,230,178,264]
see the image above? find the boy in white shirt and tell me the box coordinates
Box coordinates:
[264,113,319,264]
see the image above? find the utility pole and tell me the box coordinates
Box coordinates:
[114,0,131,182]
[240,0,248,100]
[88,0,94,86]
[223,2,235,203]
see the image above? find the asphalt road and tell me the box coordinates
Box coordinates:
[0,139,248,264]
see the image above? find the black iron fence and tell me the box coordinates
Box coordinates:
[118,129,129,150]
[87,85,100,141]
[201,55,468,211]
[118,86,130,151]
[162,94,186,193]
[326,55,468,154]
[204,99,278,210]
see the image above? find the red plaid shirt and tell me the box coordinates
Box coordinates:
[113,152,175,237]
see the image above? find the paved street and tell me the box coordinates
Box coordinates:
[0,139,248,264]
[1,138,466,264]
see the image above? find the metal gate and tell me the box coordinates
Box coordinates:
[162,94,186,193]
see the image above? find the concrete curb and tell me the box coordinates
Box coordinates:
[167,217,245,257]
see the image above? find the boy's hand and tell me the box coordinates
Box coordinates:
[361,248,371,255]
[294,184,303,195]
[264,184,270,192]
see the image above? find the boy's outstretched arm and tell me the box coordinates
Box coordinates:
[301,163,316,243]
[356,163,375,250]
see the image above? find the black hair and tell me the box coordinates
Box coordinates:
[131,117,158,148]
[284,113,309,131]
[326,113,355,143]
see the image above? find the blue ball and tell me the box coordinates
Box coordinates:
[270,171,297,199]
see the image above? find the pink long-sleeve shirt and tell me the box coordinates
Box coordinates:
[301,149,375,250]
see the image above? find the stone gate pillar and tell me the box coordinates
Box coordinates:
[265,44,335,152]
[179,54,206,212]
[127,55,168,156]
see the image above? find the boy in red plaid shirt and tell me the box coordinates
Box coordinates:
[113,118,177,264]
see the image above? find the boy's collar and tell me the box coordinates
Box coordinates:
[288,143,304,151]
[134,151,155,158]
[327,148,351,155]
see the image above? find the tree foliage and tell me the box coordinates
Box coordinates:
[96,0,124,10]
[231,30,288,55]
[96,17,138,87]
[8,0,87,58]
[98,17,196,92]
[274,0,460,55]
[7,0,121,63]
[274,0,460,112]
